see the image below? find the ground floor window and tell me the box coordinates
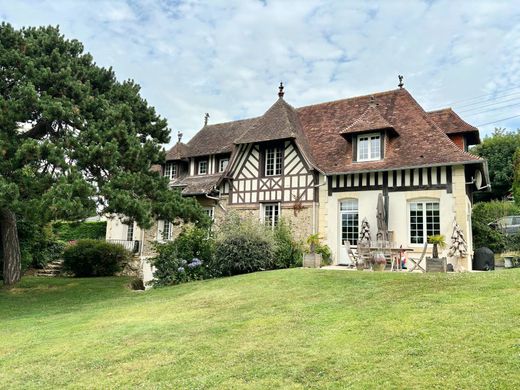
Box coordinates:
[204,207,215,221]
[126,222,134,241]
[161,220,173,241]
[340,199,359,246]
[262,203,280,228]
[409,200,440,244]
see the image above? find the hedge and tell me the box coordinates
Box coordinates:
[52,221,107,241]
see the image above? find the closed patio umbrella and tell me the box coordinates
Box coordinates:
[376,193,387,241]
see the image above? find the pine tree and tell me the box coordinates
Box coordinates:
[0,24,208,286]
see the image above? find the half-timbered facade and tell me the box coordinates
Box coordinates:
[106,85,490,271]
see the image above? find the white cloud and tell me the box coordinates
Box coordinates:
[1,0,519,145]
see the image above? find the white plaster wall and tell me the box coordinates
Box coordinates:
[105,215,142,241]
[324,189,456,265]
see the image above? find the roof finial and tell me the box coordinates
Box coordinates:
[177,130,183,143]
[398,74,404,89]
[278,81,284,98]
[204,113,210,126]
[369,95,377,107]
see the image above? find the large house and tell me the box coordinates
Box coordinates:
[106,85,489,272]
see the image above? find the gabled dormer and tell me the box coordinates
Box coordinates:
[340,102,397,163]
[163,140,190,181]
[427,108,481,151]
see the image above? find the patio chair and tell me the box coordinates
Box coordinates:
[408,242,428,272]
[357,240,372,269]
[343,240,358,267]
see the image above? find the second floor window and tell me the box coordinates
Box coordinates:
[164,163,177,179]
[265,147,282,176]
[357,133,381,161]
[218,158,229,172]
[198,160,208,175]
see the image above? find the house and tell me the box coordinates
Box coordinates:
[106,84,489,272]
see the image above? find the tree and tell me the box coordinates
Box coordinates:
[513,148,520,205]
[0,24,208,286]
[472,128,520,201]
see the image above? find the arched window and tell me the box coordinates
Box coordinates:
[340,199,359,246]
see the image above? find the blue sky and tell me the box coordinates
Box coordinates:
[2,0,520,146]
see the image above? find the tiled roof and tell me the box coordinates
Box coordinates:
[296,88,481,174]
[165,142,190,161]
[171,174,221,195]
[427,108,480,144]
[185,117,258,157]
[341,104,396,137]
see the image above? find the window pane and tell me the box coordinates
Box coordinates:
[265,147,282,176]
[370,135,380,159]
[263,203,279,228]
[358,137,369,160]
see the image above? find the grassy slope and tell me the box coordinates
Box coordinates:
[0,269,519,389]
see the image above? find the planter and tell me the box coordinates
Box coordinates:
[426,257,447,272]
[355,260,365,271]
[303,253,322,268]
[372,262,385,272]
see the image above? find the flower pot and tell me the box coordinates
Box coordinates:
[303,253,322,268]
[371,252,386,271]
[355,261,364,271]
[372,262,386,272]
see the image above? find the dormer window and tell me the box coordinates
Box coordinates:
[357,133,381,162]
[164,162,177,179]
[265,147,282,176]
[218,158,229,172]
[198,160,208,175]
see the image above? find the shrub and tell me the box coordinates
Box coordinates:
[472,201,520,253]
[212,213,276,276]
[273,219,303,268]
[52,221,107,241]
[305,234,332,265]
[152,226,214,286]
[62,239,129,277]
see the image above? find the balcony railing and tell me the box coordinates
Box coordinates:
[106,239,140,254]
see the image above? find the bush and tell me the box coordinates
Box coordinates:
[212,213,276,276]
[52,221,107,241]
[63,239,129,277]
[152,226,214,286]
[472,201,520,253]
[273,219,303,268]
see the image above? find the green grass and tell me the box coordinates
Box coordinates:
[1,269,519,389]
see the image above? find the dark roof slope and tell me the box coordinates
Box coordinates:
[186,118,257,157]
[171,174,220,195]
[165,142,190,161]
[428,108,480,144]
[297,88,481,174]
[341,104,396,137]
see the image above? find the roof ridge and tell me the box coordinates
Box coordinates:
[296,88,403,111]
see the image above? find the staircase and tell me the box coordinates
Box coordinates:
[36,259,64,277]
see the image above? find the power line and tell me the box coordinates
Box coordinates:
[462,102,520,117]
[476,114,520,127]
[447,84,520,106]
[455,90,520,109]
[458,96,520,113]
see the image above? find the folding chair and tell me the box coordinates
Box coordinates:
[408,242,428,272]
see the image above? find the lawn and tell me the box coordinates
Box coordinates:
[1,269,519,389]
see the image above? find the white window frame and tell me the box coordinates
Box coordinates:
[126,222,134,241]
[164,162,177,180]
[198,160,208,175]
[218,158,229,172]
[262,203,280,229]
[264,147,282,176]
[159,220,173,241]
[339,199,359,247]
[204,207,215,221]
[357,133,381,162]
[408,199,440,245]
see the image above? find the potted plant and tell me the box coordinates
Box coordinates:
[428,235,446,258]
[371,252,386,271]
[427,235,447,272]
[304,234,323,268]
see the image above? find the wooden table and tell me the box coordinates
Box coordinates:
[368,247,414,271]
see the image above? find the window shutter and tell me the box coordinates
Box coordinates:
[380,132,385,159]
[352,137,357,162]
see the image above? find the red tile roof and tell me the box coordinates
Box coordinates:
[341,104,396,137]
[427,108,480,144]
[165,142,190,161]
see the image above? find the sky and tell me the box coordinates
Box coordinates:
[1,0,520,146]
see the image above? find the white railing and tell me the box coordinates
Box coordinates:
[106,239,140,254]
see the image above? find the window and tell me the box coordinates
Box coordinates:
[204,207,215,220]
[198,160,208,175]
[164,163,177,180]
[263,203,280,228]
[357,133,381,161]
[126,223,134,241]
[409,201,440,244]
[162,221,173,241]
[340,199,359,246]
[265,147,282,176]
[218,158,229,172]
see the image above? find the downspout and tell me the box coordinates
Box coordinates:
[205,192,227,212]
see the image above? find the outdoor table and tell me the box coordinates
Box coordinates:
[368,246,414,271]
